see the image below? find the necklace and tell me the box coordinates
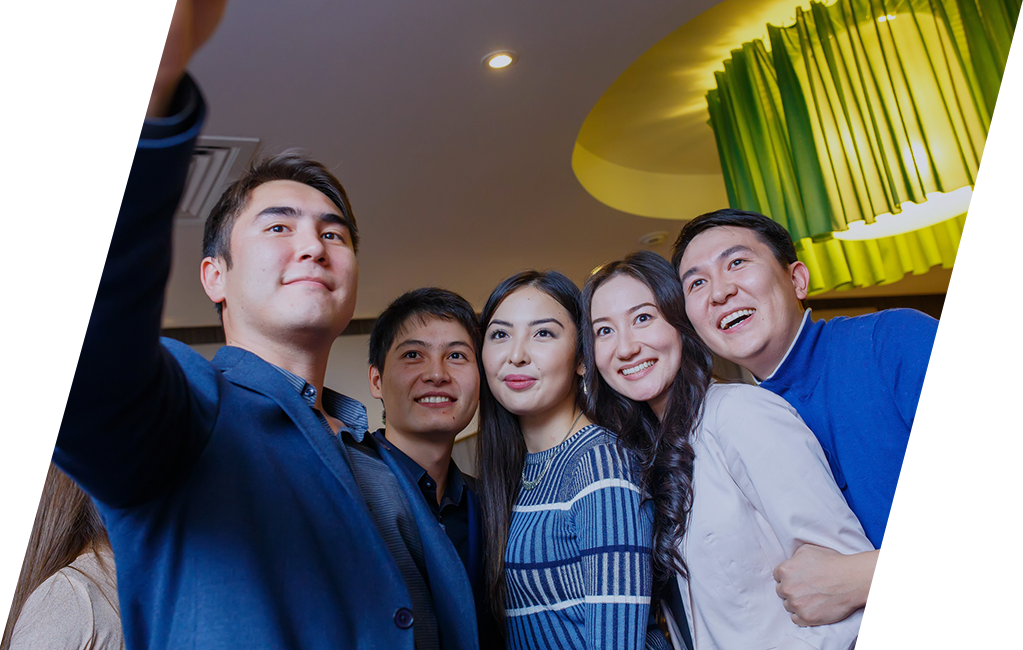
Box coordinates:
[521,410,585,491]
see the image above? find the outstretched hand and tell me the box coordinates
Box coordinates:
[147,0,228,117]
[773,544,878,627]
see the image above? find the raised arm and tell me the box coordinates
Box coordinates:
[148,0,227,118]
[54,0,228,507]
[570,441,654,650]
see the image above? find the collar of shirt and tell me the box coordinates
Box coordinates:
[271,365,369,442]
[753,308,812,385]
[371,429,467,508]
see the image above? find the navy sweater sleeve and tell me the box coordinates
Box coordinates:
[54,76,214,508]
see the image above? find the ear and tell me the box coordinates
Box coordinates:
[789,260,810,301]
[368,365,384,401]
[576,362,586,378]
[200,256,227,306]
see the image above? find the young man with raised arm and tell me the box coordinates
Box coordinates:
[52,2,478,648]
[671,208,938,628]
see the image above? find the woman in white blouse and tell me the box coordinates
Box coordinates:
[580,251,872,650]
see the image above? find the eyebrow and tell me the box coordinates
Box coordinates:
[254,206,351,230]
[487,318,565,329]
[591,302,656,325]
[679,245,754,284]
[395,339,474,351]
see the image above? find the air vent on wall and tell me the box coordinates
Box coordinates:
[175,136,260,222]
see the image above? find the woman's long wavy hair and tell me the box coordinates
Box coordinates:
[580,250,714,584]
[1,464,112,650]
[475,270,591,623]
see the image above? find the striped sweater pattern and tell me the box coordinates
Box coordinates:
[504,424,654,650]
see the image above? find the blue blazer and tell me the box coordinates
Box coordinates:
[55,78,479,650]
[371,436,504,649]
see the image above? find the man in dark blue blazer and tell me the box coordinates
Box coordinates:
[366,288,504,649]
[53,2,479,648]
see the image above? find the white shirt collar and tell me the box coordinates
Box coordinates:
[752,308,811,385]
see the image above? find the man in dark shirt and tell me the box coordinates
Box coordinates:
[367,288,502,648]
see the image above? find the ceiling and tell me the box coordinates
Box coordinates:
[161,0,953,328]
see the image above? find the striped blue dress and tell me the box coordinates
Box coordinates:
[504,424,654,650]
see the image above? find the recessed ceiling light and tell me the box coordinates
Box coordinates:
[638,231,670,247]
[483,50,518,69]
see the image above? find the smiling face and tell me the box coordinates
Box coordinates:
[200,180,359,348]
[369,316,480,443]
[482,287,581,423]
[677,226,809,379]
[590,274,683,420]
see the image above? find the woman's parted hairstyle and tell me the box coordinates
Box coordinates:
[1,465,111,650]
[475,269,589,622]
[202,152,359,318]
[580,250,714,584]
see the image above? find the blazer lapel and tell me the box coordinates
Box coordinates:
[373,439,480,650]
[212,346,367,509]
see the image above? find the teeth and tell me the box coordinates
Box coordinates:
[417,396,452,404]
[622,360,654,376]
[720,309,755,330]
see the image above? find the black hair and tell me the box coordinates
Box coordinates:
[670,208,798,274]
[475,270,589,623]
[580,250,714,584]
[202,151,359,318]
[368,288,480,372]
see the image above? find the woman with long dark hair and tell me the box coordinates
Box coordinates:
[2,463,122,650]
[581,251,872,650]
[475,270,656,650]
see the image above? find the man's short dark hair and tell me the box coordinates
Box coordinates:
[368,288,481,373]
[203,151,359,318]
[670,208,798,273]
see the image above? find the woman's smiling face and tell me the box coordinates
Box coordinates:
[482,287,581,420]
[589,274,683,420]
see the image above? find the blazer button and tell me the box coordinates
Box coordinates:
[394,607,414,629]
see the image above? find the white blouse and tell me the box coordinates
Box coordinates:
[671,383,873,650]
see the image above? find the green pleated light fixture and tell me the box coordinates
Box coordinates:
[708,0,1018,293]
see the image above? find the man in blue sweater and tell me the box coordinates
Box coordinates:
[671,208,938,628]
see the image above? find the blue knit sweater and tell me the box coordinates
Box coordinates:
[759,309,938,546]
[504,425,654,650]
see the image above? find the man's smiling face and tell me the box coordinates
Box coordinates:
[369,316,480,443]
[677,225,809,379]
[201,180,359,345]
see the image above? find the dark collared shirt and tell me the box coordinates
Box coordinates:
[373,430,471,573]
